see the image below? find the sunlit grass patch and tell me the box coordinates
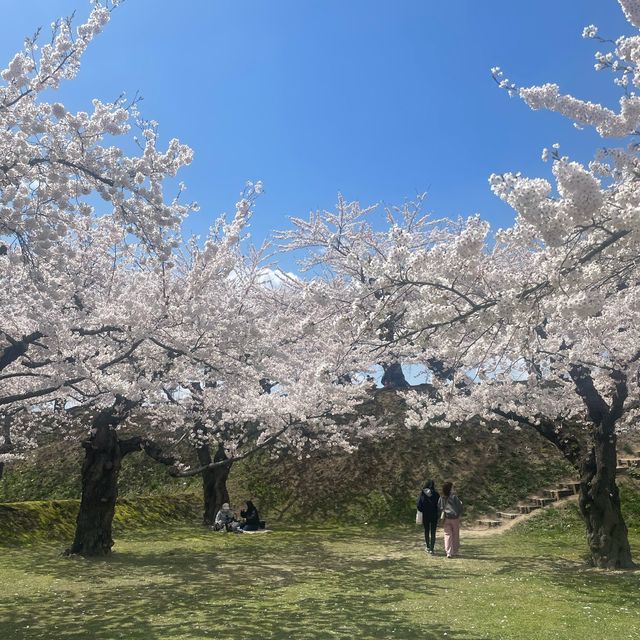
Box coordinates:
[1,519,639,640]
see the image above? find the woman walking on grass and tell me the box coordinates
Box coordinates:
[438,482,463,558]
[417,479,440,555]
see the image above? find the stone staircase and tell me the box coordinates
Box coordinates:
[476,479,580,529]
[476,446,640,530]
[616,455,640,474]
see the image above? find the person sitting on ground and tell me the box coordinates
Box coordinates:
[239,499,261,532]
[213,502,239,532]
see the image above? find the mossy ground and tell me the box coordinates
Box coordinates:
[1,500,639,640]
[0,494,202,545]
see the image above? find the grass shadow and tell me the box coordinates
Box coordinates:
[2,524,638,639]
[0,526,494,639]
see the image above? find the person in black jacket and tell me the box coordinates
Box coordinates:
[417,480,440,554]
[240,500,261,532]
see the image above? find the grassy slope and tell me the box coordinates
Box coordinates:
[3,412,637,535]
[0,441,201,502]
[237,422,574,524]
[0,421,578,551]
[0,391,576,527]
[0,494,202,545]
[1,500,639,640]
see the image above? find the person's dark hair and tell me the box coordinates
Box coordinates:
[424,479,435,491]
[441,482,453,498]
[245,500,255,510]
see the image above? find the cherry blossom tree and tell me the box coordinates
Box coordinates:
[0,217,185,555]
[0,2,194,555]
[0,0,376,554]
[0,0,195,426]
[6,0,640,571]
[477,0,640,569]
[139,195,379,525]
[401,0,640,569]
[0,183,378,555]
[278,0,640,569]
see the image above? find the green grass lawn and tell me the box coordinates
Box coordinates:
[1,510,639,640]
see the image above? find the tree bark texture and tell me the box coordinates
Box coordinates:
[577,430,634,569]
[66,408,124,556]
[199,442,231,525]
[570,366,634,569]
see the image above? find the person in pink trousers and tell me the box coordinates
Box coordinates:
[438,482,463,558]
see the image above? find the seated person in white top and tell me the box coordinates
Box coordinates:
[213,503,240,531]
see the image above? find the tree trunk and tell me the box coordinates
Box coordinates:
[577,428,634,569]
[569,366,634,569]
[0,412,14,482]
[66,409,123,556]
[535,419,633,568]
[66,397,138,557]
[494,405,634,569]
[199,442,231,525]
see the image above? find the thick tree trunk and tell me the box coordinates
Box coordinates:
[495,405,634,568]
[578,430,634,569]
[569,366,634,569]
[199,442,231,525]
[66,411,123,556]
[66,397,140,557]
[0,413,14,482]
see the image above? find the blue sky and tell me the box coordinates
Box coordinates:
[1,1,634,268]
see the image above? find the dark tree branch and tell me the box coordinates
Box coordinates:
[0,331,44,372]
[119,435,179,467]
[610,369,628,423]
[170,423,291,478]
[72,325,123,336]
[493,407,586,470]
[0,377,83,407]
[569,364,611,429]
[97,339,145,371]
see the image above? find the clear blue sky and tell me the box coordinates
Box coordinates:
[1,1,633,267]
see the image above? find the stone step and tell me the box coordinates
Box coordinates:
[530,496,555,507]
[496,511,519,520]
[560,480,580,494]
[478,483,579,528]
[618,457,640,467]
[616,466,628,474]
[544,488,574,500]
[517,504,540,514]
[477,519,502,528]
